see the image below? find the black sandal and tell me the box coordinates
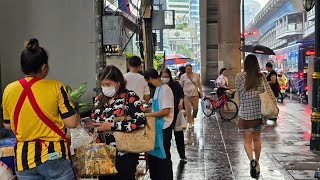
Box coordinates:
[250,160,257,178]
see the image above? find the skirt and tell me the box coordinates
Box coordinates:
[237,118,266,132]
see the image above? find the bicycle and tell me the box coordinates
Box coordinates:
[202,89,238,120]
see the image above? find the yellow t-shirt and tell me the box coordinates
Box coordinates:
[2,77,76,171]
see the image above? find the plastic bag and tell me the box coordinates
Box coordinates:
[70,124,93,149]
[0,160,14,180]
[175,110,187,131]
[74,128,117,177]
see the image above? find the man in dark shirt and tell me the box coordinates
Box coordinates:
[265,62,280,97]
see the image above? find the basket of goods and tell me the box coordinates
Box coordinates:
[74,128,117,177]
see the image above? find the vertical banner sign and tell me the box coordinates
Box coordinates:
[118,0,131,14]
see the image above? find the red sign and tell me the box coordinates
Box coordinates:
[305,50,315,56]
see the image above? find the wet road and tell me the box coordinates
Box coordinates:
[141,98,320,180]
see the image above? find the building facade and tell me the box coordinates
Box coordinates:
[167,0,190,23]
[190,0,200,52]
[245,0,315,93]
[241,0,261,28]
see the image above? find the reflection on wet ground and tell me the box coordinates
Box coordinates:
[142,99,320,180]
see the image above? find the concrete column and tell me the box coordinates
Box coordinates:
[218,0,241,87]
[199,0,207,84]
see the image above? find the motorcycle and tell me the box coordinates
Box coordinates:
[278,84,286,103]
[300,86,308,104]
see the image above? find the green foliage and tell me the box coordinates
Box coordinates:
[153,53,164,71]
[66,83,93,113]
[176,23,188,30]
[123,52,136,58]
[176,46,192,58]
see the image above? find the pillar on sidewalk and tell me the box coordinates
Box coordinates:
[199,0,207,84]
[310,0,320,151]
[218,0,241,88]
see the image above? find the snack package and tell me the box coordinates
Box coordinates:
[70,124,93,149]
[0,146,15,175]
[74,143,117,177]
[0,160,14,180]
[74,128,117,177]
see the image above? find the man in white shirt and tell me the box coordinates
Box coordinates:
[124,56,150,102]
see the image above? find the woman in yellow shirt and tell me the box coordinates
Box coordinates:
[2,38,79,179]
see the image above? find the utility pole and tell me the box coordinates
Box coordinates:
[141,0,154,69]
[310,0,320,150]
[159,4,164,51]
[241,0,245,61]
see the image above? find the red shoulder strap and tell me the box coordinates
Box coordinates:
[13,78,67,141]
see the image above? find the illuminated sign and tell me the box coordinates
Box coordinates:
[305,50,315,56]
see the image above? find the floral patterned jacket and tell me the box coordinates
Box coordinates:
[91,89,146,148]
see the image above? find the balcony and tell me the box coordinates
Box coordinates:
[275,12,303,39]
[303,21,315,38]
[276,23,303,39]
[307,7,315,21]
[303,7,315,39]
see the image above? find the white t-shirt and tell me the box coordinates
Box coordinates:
[153,84,174,129]
[216,75,229,88]
[124,72,150,100]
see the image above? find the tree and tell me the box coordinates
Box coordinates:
[176,23,188,30]
[153,53,164,71]
[176,46,192,58]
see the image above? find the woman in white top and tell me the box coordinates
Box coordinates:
[144,68,174,180]
[216,68,229,98]
[179,65,203,128]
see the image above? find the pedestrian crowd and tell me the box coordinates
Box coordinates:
[1,38,282,179]
[1,38,204,180]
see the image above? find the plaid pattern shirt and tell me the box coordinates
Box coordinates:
[236,72,270,120]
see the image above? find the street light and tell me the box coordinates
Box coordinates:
[303,0,315,12]
[302,0,320,151]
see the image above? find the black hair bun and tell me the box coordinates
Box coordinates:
[25,38,40,51]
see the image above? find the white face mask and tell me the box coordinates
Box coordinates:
[102,86,116,97]
[161,77,170,84]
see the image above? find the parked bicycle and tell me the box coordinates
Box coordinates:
[202,89,238,120]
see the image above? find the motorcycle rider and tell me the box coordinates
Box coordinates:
[277,72,288,87]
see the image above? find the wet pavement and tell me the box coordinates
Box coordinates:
[140,98,320,180]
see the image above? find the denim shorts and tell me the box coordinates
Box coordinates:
[16,158,75,180]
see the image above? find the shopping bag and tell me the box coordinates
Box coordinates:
[260,76,279,119]
[113,92,155,153]
[74,128,117,177]
[174,110,187,131]
[114,117,155,153]
[70,124,93,149]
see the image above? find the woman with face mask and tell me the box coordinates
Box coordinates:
[92,65,146,180]
[160,68,187,162]
[144,69,174,180]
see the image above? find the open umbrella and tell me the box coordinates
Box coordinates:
[239,45,275,55]
[165,54,191,65]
